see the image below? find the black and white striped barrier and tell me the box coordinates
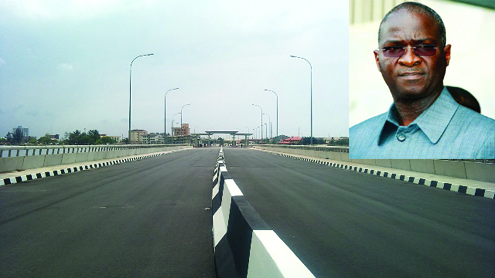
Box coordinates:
[0,148,188,187]
[212,148,314,278]
[268,152,495,200]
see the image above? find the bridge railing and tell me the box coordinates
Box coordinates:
[0,144,189,173]
[255,144,495,183]
[256,145,350,161]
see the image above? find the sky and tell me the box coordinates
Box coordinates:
[0,0,349,139]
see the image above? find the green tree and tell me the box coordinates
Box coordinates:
[38,136,52,145]
[335,138,349,146]
[68,130,81,144]
[87,130,100,144]
[96,136,116,145]
[328,138,336,145]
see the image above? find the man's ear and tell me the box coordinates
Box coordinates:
[373,50,381,72]
[444,44,451,66]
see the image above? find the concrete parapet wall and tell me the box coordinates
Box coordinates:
[465,162,495,182]
[44,154,64,167]
[0,157,24,172]
[61,153,77,165]
[22,155,45,169]
[75,152,89,163]
[433,160,467,179]
[0,144,189,173]
[256,145,495,183]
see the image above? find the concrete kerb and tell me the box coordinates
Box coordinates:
[212,147,315,278]
[253,148,495,200]
[0,147,192,187]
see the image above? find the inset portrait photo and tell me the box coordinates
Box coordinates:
[349,0,495,159]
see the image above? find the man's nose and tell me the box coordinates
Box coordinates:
[398,46,421,66]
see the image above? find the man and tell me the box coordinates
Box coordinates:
[350,2,495,159]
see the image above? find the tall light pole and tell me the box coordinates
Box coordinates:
[264,89,278,138]
[252,104,263,141]
[263,113,271,139]
[171,112,180,137]
[290,55,313,145]
[264,123,268,140]
[180,103,191,136]
[164,87,179,141]
[129,53,153,144]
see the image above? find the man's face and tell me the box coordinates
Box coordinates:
[374,10,451,102]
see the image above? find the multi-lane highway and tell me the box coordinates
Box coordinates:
[1,147,494,277]
[223,148,495,278]
[0,148,218,278]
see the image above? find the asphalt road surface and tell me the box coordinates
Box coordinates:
[0,148,218,278]
[223,148,495,278]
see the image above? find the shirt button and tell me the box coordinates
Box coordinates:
[396,132,406,142]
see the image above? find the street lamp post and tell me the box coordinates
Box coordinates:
[252,104,263,141]
[129,53,153,144]
[264,123,268,140]
[263,113,271,139]
[290,55,313,145]
[180,103,191,136]
[164,87,179,142]
[171,112,181,138]
[264,89,278,138]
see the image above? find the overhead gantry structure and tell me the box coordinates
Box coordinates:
[191,130,253,146]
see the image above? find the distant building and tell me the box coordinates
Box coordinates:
[13,126,29,137]
[142,133,164,144]
[173,123,190,137]
[45,133,60,140]
[279,136,302,145]
[130,129,148,144]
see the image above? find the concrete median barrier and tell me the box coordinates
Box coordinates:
[212,148,314,278]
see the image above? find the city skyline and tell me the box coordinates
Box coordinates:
[0,1,349,139]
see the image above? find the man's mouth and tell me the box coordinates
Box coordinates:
[398,71,424,76]
[397,71,425,80]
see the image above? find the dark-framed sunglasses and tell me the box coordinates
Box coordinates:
[379,45,438,57]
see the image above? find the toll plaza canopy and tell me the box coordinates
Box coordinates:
[191,131,252,137]
[190,130,253,146]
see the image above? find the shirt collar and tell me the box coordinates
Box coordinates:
[378,87,459,145]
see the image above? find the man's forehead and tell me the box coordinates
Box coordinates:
[380,10,439,43]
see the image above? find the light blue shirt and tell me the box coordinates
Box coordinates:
[350,87,495,159]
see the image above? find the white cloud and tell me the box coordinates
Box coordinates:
[1,0,137,21]
[57,63,73,71]
[0,57,5,66]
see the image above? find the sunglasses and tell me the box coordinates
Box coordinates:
[379,45,438,57]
